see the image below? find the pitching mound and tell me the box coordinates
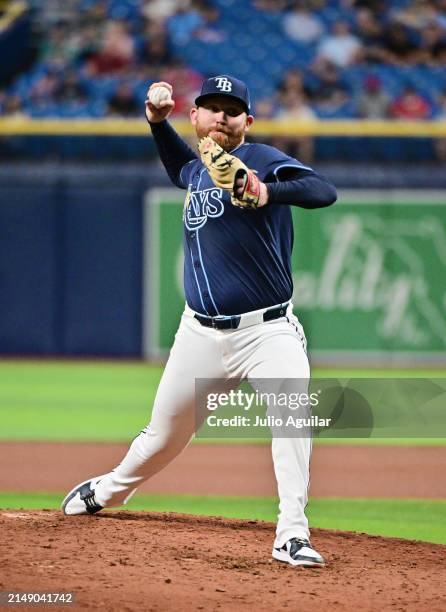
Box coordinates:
[1,511,445,611]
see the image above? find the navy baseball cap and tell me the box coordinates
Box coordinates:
[195,75,251,114]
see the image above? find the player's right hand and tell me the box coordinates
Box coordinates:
[145,82,175,123]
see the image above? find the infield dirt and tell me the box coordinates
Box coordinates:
[1,510,446,611]
[1,442,445,498]
[1,443,446,610]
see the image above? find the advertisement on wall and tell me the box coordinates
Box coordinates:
[143,189,446,365]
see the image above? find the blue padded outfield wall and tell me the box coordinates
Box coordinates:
[0,186,59,354]
[0,182,143,356]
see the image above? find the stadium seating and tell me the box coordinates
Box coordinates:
[1,0,445,120]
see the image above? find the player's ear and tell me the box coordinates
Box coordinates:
[244,114,254,132]
[190,106,198,125]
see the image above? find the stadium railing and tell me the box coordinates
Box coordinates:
[1,118,446,137]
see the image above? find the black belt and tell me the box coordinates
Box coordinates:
[194,303,289,330]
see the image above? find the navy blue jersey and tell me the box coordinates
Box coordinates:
[178,142,314,316]
[149,120,336,316]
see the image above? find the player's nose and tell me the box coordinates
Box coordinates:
[214,110,227,122]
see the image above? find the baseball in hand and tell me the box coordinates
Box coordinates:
[149,86,172,108]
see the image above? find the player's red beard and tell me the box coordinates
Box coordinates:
[195,121,246,151]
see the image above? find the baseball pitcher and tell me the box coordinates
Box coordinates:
[62,75,337,568]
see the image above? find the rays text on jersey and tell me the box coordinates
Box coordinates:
[184,187,225,230]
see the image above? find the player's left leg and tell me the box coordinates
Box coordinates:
[238,309,323,566]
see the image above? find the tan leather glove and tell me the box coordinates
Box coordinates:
[198,136,261,209]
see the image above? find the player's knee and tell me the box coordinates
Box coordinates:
[135,425,190,456]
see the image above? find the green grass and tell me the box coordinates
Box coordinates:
[0,361,445,444]
[0,361,160,441]
[1,492,445,545]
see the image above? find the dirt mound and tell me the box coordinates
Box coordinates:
[1,510,445,611]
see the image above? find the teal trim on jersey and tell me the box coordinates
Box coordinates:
[0,493,445,544]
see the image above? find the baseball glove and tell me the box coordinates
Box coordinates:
[198,136,261,209]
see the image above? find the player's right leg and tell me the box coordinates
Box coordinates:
[61,307,228,515]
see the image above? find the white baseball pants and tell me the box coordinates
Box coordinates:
[94,302,312,547]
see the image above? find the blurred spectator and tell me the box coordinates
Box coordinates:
[0,93,27,117]
[143,17,170,37]
[86,21,135,75]
[415,21,446,65]
[160,61,203,116]
[38,0,80,26]
[82,1,109,27]
[139,31,172,68]
[433,89,446,161]
[253,0,289,12]
[253,98,275,119]
[357,75,390,118]
[351,0,387,16]
[435,0,446,29]
[275,67,321,151]
[193,4,226,43]
[54,70,87,104]
[29,70,60,106]
[389,86,432,119]
[308,59,350,114]
[75,24,101,64]
[282,0,324,45]
[142,0,184,22]
[276,68,311,102]
[277,90,316,120]
[377,22,419,65]
[390,0,440,32]
[192,0,215,9]
[434,87,446,118]
[274,90,316,163]
[39,22,80,67]
[353,7,386,62]
[108,83,139,116]
[166,1,204,45]
[311,0,329,8]
[316,21,362,67]
[354,7,384,45]
[5,0,446,125]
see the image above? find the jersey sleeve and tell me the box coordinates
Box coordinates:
[244,144,315,183]
[242,143,336,209]
[149,120,198,189]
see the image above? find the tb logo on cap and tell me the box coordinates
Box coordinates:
[214,77,232,92]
